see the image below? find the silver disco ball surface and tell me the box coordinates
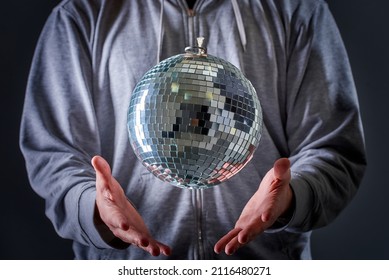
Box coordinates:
[128,38,262,189]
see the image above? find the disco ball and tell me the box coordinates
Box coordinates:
[127,38,262,189]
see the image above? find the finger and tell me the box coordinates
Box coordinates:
[261,211,272,223]
[260,177,283,223]
[92,155,112,185]
[156,241,172,256]
[105,211,130,231]
[140,239,170,257]
[225,236,241,255]
[92,156,115,202]
[114,226,150,248]
[238,222,266,244]
[237,228,251,244]
[273,158,291,181]
[142,241,161,257]
[214,228,241,254]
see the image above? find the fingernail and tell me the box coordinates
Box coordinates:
[151,248,160,257]
[140,238,149,247]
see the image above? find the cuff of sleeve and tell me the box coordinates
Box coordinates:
[264,188,296,233]
[286,172,315,232]
[78,186,129,250]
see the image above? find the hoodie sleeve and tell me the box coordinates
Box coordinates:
[284,2,366,232]
[19,6,115,249]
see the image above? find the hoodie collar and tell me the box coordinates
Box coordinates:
[157,0,247,63]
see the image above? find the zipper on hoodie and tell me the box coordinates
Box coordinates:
[184,1,205,260]
[187,8,195,47]
[193,188,205,260]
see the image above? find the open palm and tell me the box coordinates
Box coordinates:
[92,156,171,256]
[214,158,293,255]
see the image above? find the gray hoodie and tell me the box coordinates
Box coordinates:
[20,0,366,259]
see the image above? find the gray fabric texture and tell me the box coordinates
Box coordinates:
[20,0,366,259]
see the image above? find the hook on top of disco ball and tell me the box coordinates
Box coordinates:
[184,37,207,57]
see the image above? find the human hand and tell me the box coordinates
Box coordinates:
[214,158,293,255]
[91,155,171,256]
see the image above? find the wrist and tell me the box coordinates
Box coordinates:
[280,185,295,220]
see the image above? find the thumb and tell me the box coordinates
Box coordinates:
[92,155,112,180]
[273,158,291,181]
[260,158,291,223]
[92,156,129,231]
[91,155,113,198]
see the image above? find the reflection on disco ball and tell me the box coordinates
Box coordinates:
[127,38,262,189]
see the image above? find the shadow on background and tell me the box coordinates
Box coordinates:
[0,0,387,259]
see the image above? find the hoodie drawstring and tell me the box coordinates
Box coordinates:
[157,0,165,63]
[231,0,247,52]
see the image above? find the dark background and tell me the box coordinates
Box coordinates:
[1,0,388,259]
